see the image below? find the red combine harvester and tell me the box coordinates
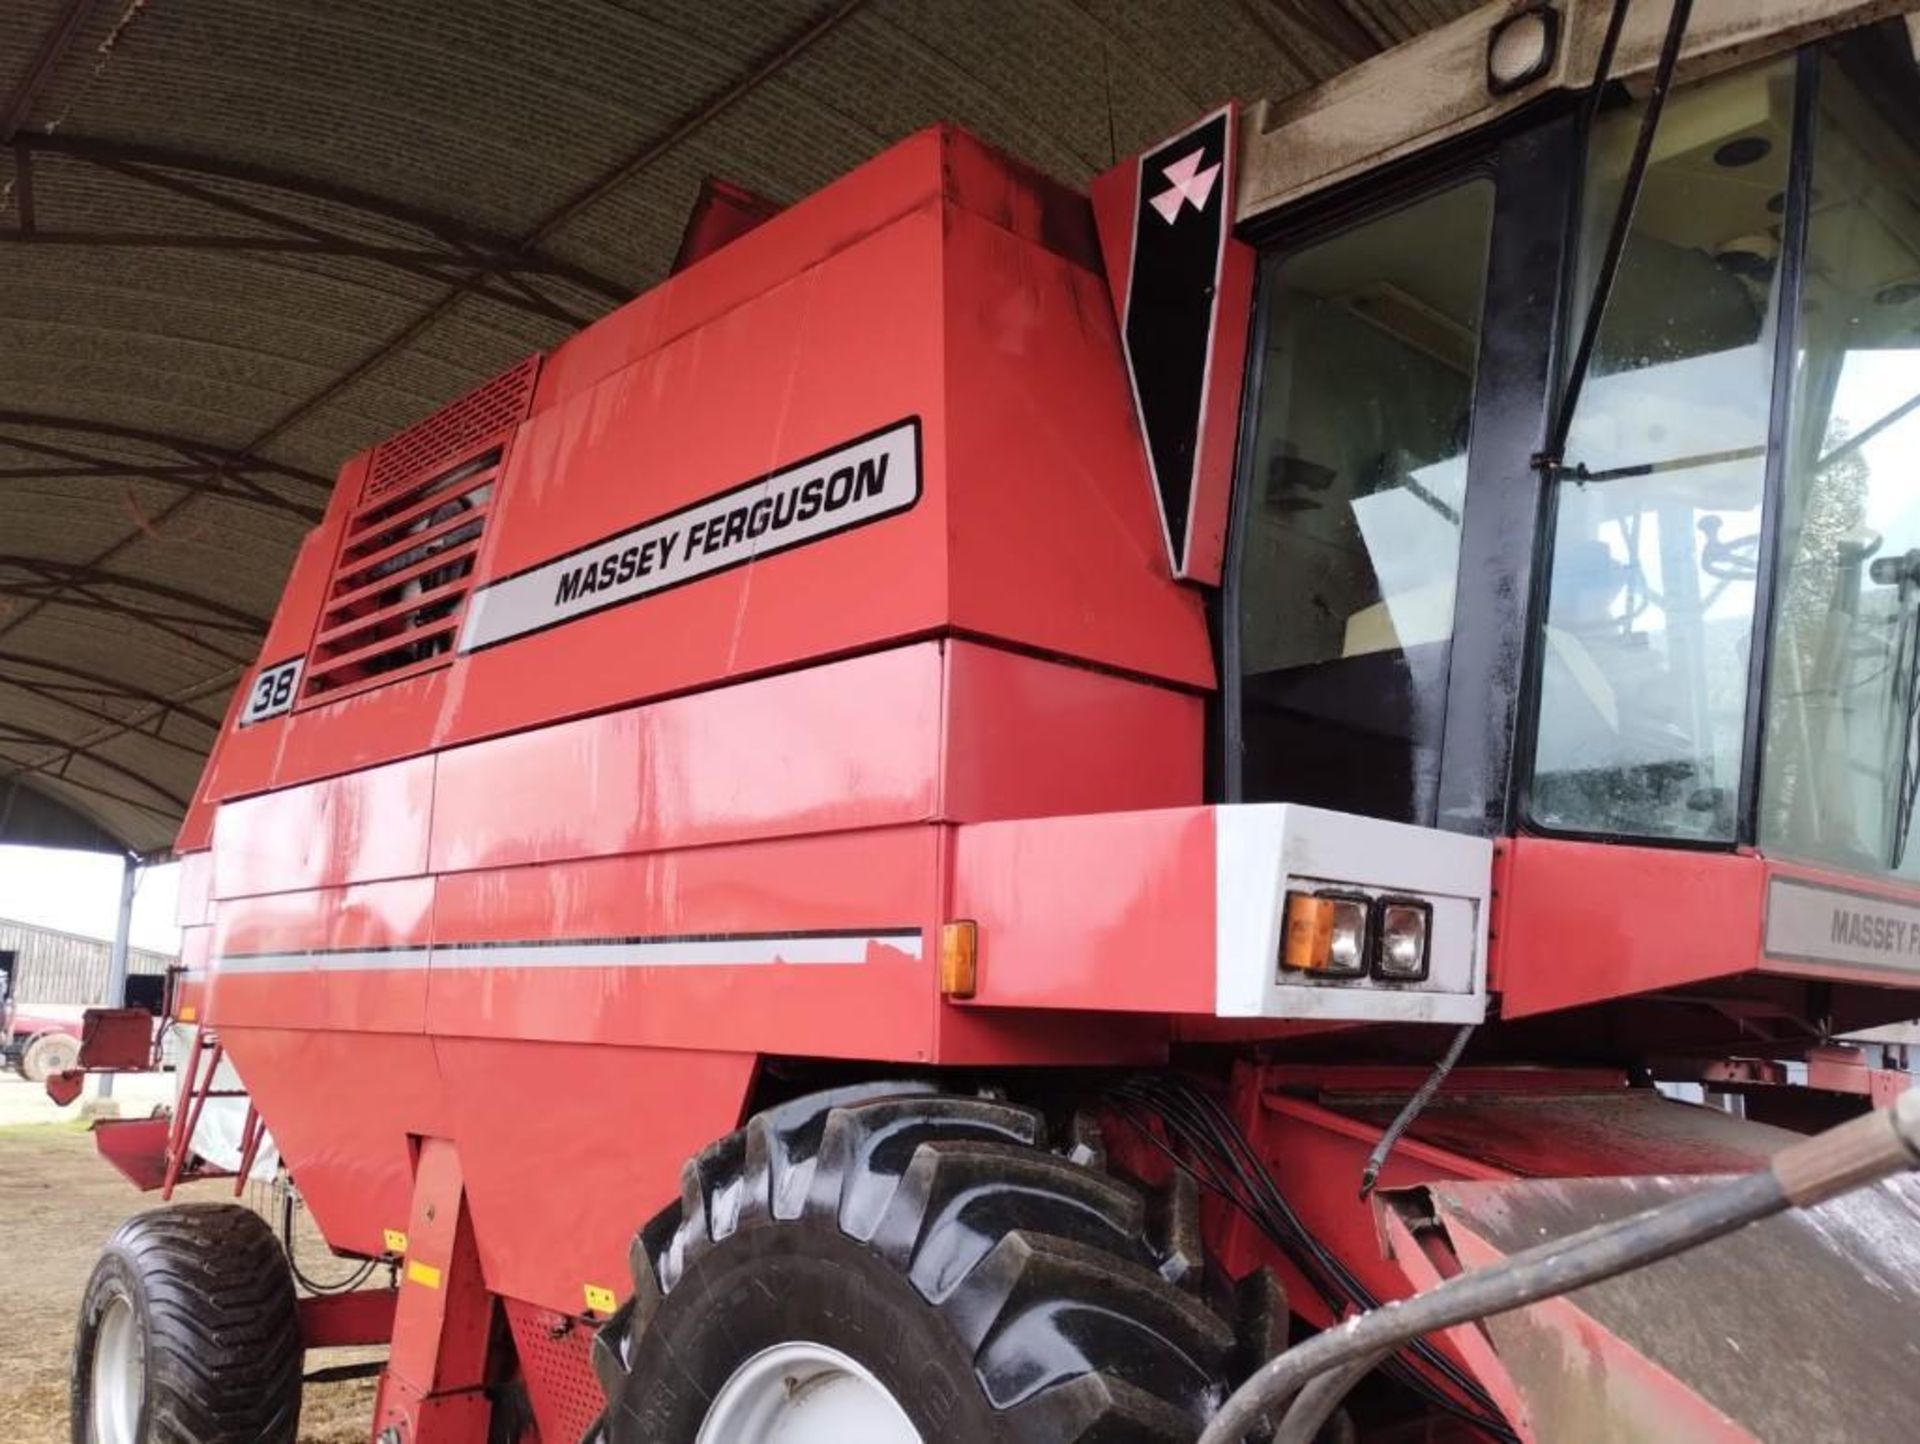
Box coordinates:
[63,2,1920,1441]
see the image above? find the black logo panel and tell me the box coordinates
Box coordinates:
[1125,111,1228,565]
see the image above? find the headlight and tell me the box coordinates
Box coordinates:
[1371,897,1432,981]
[1281,890,1369,978]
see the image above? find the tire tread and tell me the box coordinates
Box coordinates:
[597,1089,1233,1443]
[72,1202,302,1444]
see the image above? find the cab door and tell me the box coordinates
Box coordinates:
[1225,118,1576,834]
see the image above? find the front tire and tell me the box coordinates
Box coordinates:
[71,1203,302,1444]
[593,1087,1233,1442]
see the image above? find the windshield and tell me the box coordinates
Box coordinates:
[1528,58,1791,841]
[1527,30,1920,880]
[1760,48,1920,879]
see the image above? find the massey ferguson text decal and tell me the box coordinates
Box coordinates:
[458,419,920,653]
[1764,876,1920,975]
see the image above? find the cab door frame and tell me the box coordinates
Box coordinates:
[1220,104,1583,839]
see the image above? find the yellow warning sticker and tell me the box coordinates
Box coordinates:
[177,1005,198,1022]
[583,1284,617,1314]
[406,1260,442,1290]
[383,1229,408,1255]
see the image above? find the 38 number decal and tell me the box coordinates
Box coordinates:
[240,657,302,726]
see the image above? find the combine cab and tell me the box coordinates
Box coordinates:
[66,2,1920,1441]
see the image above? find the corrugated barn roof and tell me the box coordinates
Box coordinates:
[0,0,1475,854]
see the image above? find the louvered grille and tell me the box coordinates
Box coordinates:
[364,355,539,502]
[301,445,499,703]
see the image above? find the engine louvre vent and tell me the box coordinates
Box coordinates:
[363,354,539,502]
[301,443,500,704]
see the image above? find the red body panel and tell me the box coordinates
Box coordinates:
[429,645,944,873]
[953,806,1215,1015]
[424,830,938,1058]
[1492,838,1920,1016]
[1491,839,1765,1017]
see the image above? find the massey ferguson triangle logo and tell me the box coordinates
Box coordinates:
[1149,149,1221,223]
[1118,106,1233,573]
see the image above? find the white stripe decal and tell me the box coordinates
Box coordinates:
[215,932,923,975]
[217,949,430,975]
[433,935,919,969]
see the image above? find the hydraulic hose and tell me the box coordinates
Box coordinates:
[1359,1024,1474,1198]
[1273,1349,1391,1444]
[1199,1091,1920,1444]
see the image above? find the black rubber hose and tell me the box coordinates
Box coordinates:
[1273,1347,1392,1444]
[1207,1089,1920,1444]
[1111,1077,1516,1439]
[1359,1024,1474,1198]
[1200,1170,1786,1444]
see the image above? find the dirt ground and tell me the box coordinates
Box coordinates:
[0,1076,381,1442]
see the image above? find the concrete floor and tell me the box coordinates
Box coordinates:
[0,1067,177,1127]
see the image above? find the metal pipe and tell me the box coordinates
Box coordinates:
[1201,1092,1920,1444]
[96,852,136,1101]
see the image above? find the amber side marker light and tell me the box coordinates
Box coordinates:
[940,919,978,999]
[1282,892,1368,978]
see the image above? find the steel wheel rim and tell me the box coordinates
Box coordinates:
[696,1340,924,1444]
[90,1293,143,1444]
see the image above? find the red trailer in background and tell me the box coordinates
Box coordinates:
[64,2,1920,1442]
[1,1003,79,1081]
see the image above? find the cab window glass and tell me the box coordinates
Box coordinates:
[1235,180,1493,824]
[1528,59,1794,840]
[1761,52,1920,876]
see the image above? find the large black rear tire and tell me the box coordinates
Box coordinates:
[71,1202,302,1444]
[593,1086,1234,1442]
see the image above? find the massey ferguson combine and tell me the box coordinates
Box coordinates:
[60,1,1920,1440]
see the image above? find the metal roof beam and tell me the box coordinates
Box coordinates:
[0,651,223,730]
[0,582,262,641]
[0,660,238,812]
[0,557,270,631]
[0,757,184,827]
[0,0,95,144]
[2,228,596,327]
[16,133,632,309]
[0,672,207,758]
[0,561,266,669]
[0,425,325,522]
[0,592,259,668]
[0,409,328,487]
[0,718,191,810]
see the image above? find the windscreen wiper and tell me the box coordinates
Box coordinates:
[1571,442,1766,483]
[1534,0,1697,478]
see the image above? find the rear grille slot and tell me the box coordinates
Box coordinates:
[301,446,499,703]
[364,355,539,502]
